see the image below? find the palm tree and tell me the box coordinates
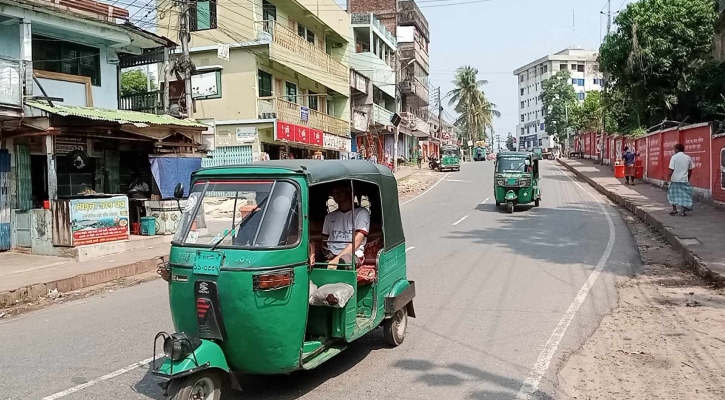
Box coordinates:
[447,66,500,148]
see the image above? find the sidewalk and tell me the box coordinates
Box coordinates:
[558,158,725,282]
[0,243,168,307]
[394,165,420,181]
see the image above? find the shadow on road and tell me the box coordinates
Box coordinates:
[133,330,388,399]
[393,358,556,399]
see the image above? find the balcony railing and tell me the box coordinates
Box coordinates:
[399,1,430,41]
[372,104,394,126]
[119,91,163,114]
[399,41,429,73]
[257,97,349,137]
[351,13,397,46]
[402,112,429,136]
[0,56,24,108]
[256,20,348,81]
[400,77,430,105]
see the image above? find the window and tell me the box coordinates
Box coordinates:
[190,0,217,31]
[258,70,272,97]
[577,64,585,72]
[520,114,525,122]
[594,78,603,85]
[521,101,525,109]
[32,35,101,85]
[262,0,276,21]
[297,24,315,44]
[560,63,567,70]
[520,75,524,82]
[285,82,297,103]
[534,124,537,132]
[308,91,318,110]
[542,108,547,116]
[520,88,524,96]
[521,128,525,136]
[577,79,585,86]
[174,180,300,249]
[578,92,586,100]
[571,64,576,70]
[191,69,222,99]
[543,65,548,73]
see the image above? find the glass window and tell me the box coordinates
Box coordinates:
[174,180,300,249]
[298,24,315,44]
[285,81,297,103]
[308,91,318,110]
[577,64,585,72]
[258,70,272,97]
[32,35,101,85]
[496,157,528,172]
[578,92,586,100]
[262,0,276,21]
[571,64,576,70]
[190,0,217,31]
[560,63,567,70]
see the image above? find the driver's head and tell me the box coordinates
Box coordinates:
[330,183,352,206]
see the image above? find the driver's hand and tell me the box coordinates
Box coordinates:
[327,257,339,270]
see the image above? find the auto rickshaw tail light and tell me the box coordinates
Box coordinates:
[253,270,294,290]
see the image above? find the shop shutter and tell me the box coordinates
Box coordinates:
[0,149,10,250]
[201,145,253,168]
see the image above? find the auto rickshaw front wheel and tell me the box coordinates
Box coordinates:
[507,202,514,213]
[167,370,223,400]
[535,198,540,207]
[383,307,408,347]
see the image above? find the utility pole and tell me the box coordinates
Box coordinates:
[601,0,612,165]
[393,51,400,173]
[436,86,442,158]
[179,0,193,118]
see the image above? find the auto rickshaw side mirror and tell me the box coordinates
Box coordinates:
[174,183,184,199]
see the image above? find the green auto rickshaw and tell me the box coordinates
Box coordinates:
[473,146,487,161]
[532,147,543,160]
[493,152,541,213]
[439,145,461,171]
[152,160,416,399]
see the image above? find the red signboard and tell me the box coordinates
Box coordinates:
[647,133,663,180]
[294,125,310,144]
[681,125,711,189]
[276,121,293,141]
[712,136,725,203]
[309,129,323,147]
[584,133,592,156]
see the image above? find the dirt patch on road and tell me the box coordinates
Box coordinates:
[557,214,725,399]
[397,169,445,201]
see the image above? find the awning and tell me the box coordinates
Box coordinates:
[25,101,208,129]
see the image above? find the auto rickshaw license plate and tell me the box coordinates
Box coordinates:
[192,250,224,276]
[507,178,518,185]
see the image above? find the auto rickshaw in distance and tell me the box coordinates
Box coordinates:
[439,145,461,171]
[153,160,416,399]
[493,152,541,213]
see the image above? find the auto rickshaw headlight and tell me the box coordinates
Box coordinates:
[496,179,504,186]
[163,333,202,361]
[519,178,531,186]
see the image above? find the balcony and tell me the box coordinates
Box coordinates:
[119,91,163,114]
[399,41,429,74]
[400,76,429,106]
[372,104,394,127]
[402,112,430,137]
[350,69,369,94]
[257,97,349,137]
[398,1,430,42]
[350,13,397,47]
[256,21,348,94]
[0,56,24,116]
[352,108,368,132]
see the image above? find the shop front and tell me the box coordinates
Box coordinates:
[3,102,207,257]
[259,120,350,160]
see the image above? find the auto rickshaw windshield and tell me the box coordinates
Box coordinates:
[443,149,458,156]
[496,157,529,173]
[173,179,300,249]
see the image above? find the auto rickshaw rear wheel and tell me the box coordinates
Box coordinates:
[167,370,223,400]
[535,198,540,207]
[383,307,408,347]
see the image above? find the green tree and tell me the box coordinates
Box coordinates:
[447,66,501,146]
[505,135,516,151]
[540,69,577,143]
[598,0,716,132]
[571,91,618,134]
[120,69,157,96]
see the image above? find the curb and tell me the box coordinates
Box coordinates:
[0,255,167,308]
[557,159,725,285]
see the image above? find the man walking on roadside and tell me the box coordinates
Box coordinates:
[667,143,694,216]
[622,146,637,185]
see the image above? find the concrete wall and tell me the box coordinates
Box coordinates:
[0,23,20,59]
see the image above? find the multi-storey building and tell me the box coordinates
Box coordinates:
[348,0,430,161]
[513,48,603,150]
[156,0,352,163]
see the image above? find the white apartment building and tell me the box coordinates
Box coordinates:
[513,48,604,150]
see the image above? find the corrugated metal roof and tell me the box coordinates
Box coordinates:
[26,101,208,128]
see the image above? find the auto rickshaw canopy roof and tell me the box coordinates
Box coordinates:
[194,160,405,249]
[496,151,532,159]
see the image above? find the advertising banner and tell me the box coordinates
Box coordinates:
[69,196,129,246]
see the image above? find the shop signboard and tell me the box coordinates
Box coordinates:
[275,121,293,141]
[235,127,257,144]
[295,125,309,143]
[300,106,309,122]
[309,129,323,147]
[69,196,129,246]
[55,137,87,155]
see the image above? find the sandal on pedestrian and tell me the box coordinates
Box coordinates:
[669,210,679,215]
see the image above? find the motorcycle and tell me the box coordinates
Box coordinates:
[428,156,439,170]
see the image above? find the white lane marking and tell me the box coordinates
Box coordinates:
[451,215,468,226]
[400,172,451,206]
[480,197,490,205]
[445,179,470,183]
[42,354,164,400]
[515,163,616,400]
[405,246,415,252]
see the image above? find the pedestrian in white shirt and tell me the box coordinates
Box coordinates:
[667,143,694,216]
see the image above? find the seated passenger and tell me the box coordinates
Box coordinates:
[311,183,370,269]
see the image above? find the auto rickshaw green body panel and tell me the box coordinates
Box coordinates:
[493,152,541,212]
[155,160,414,390]
[439,145,461,171]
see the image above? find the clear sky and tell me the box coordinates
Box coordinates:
[337,0,635,137]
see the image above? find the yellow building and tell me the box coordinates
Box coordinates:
[157,0,351,162]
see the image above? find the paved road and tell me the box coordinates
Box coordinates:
[0,161,642,400]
